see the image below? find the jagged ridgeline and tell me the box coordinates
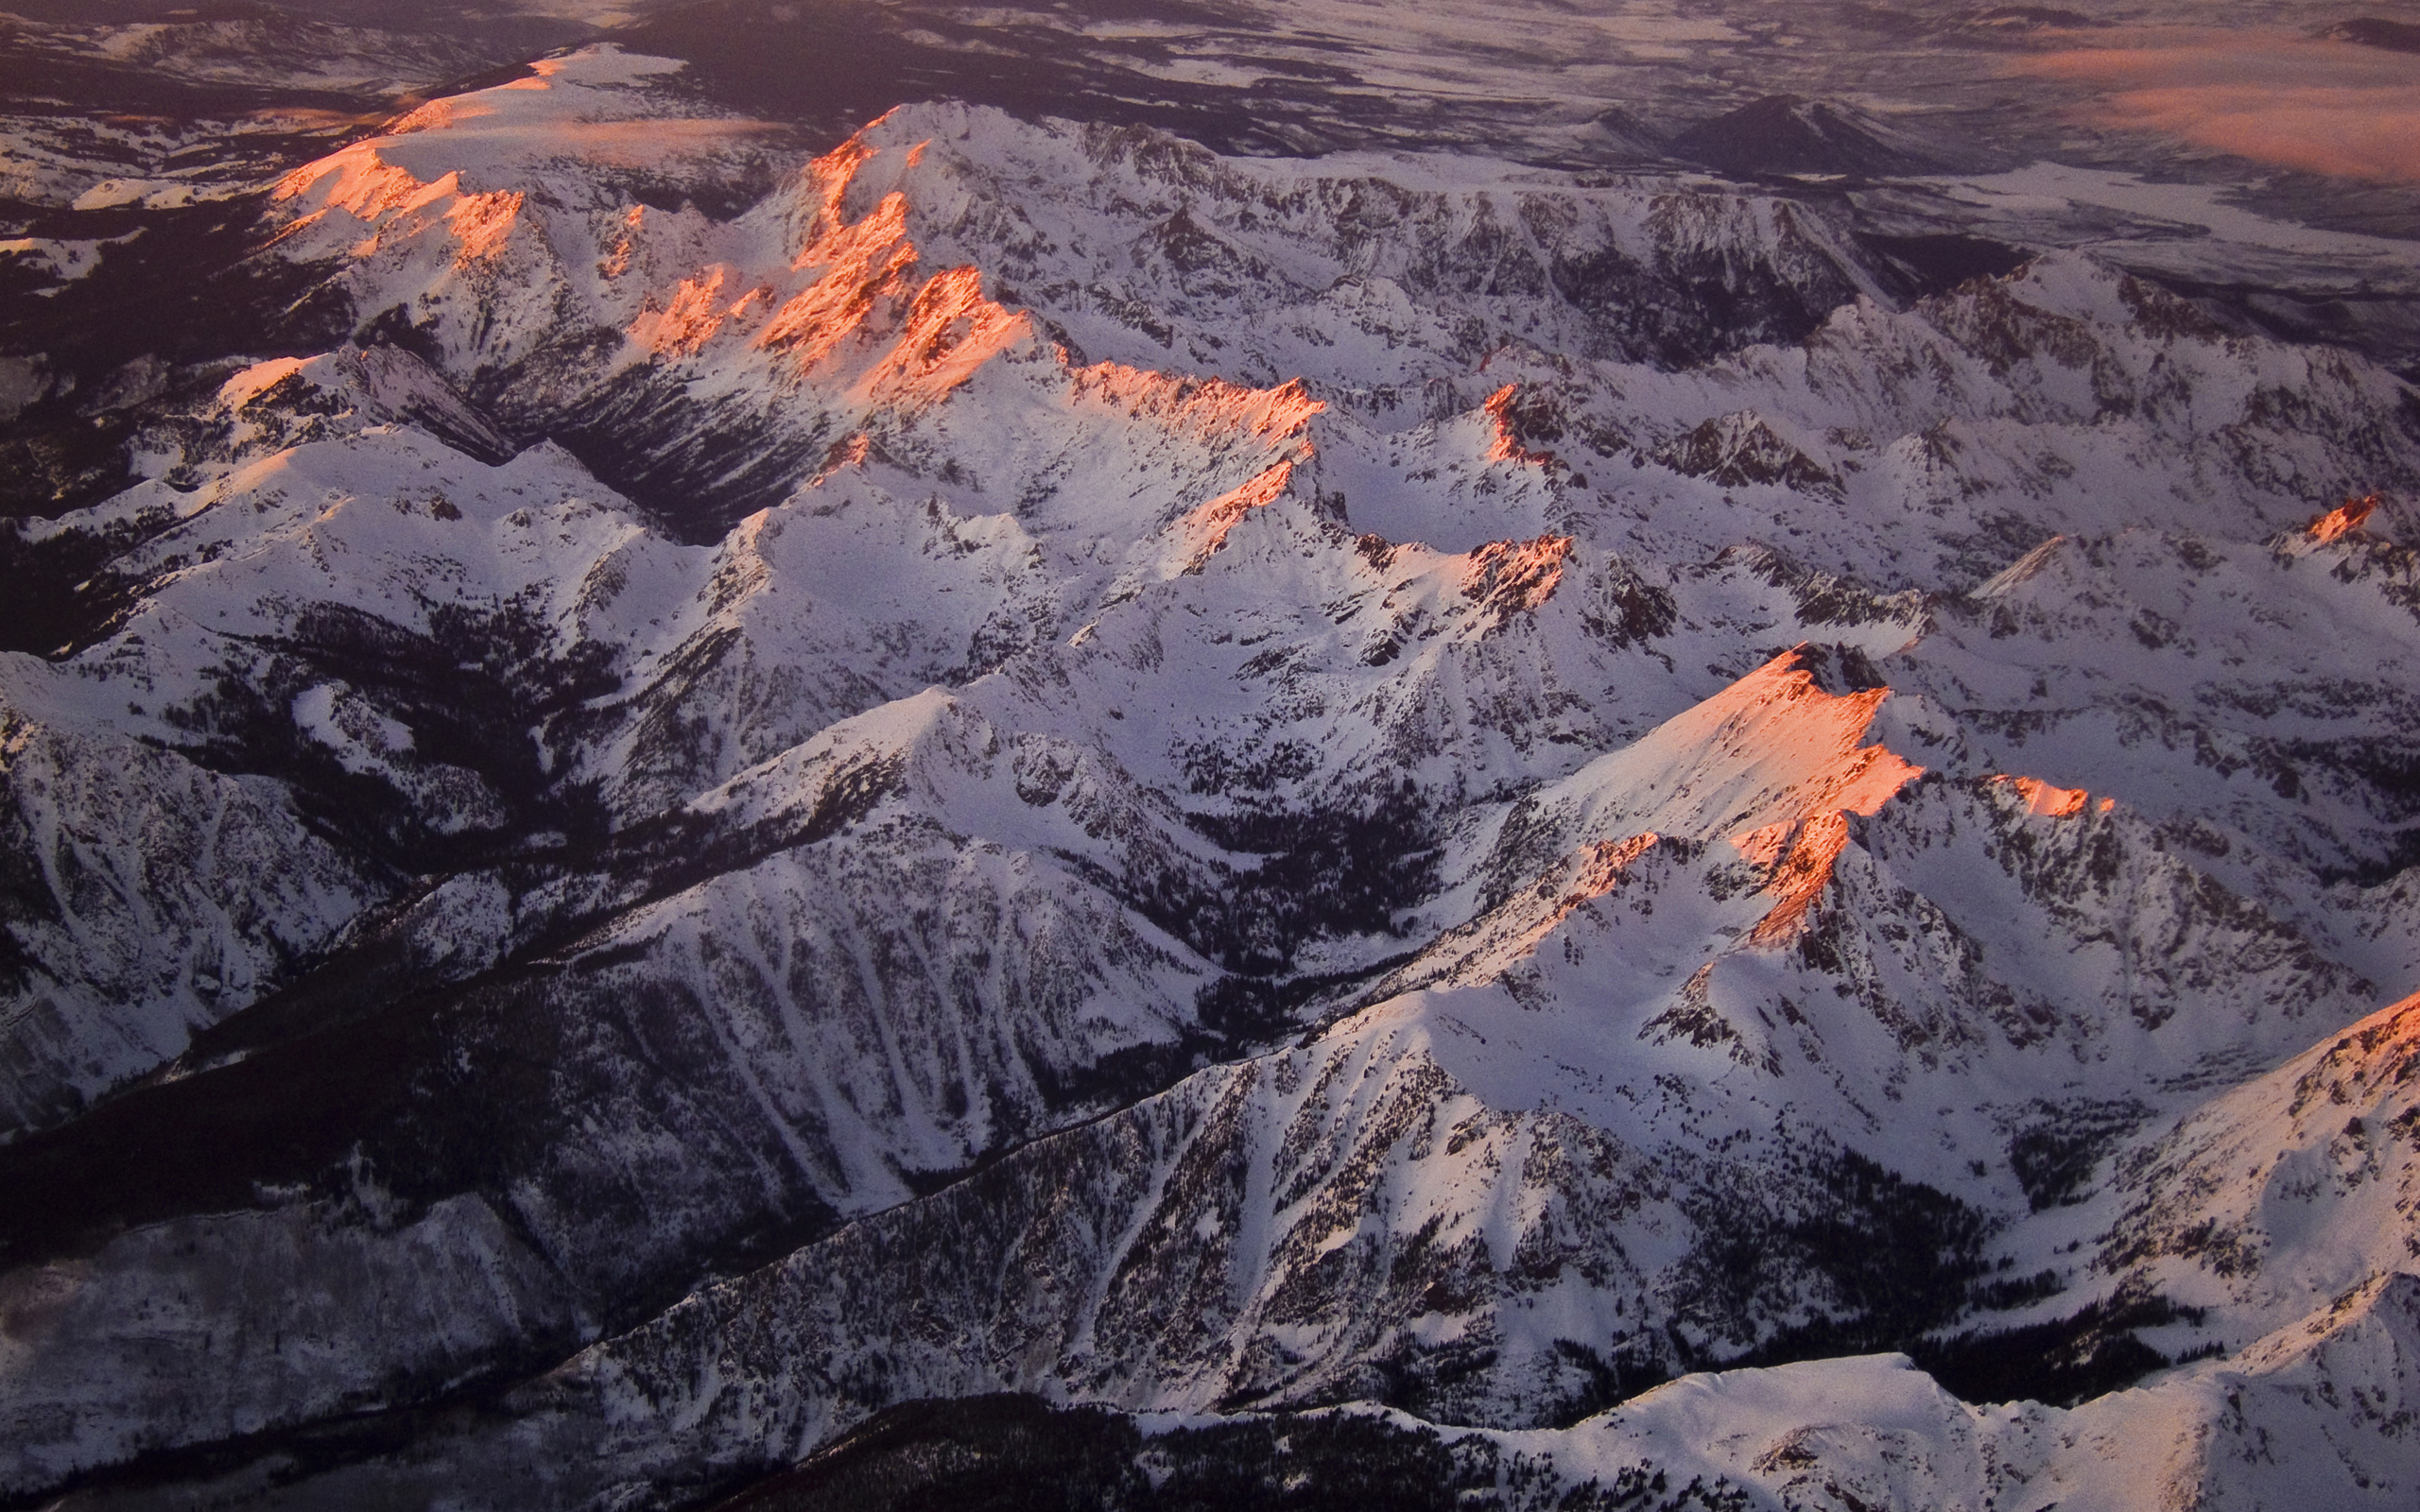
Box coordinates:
[2,27,2419,1512]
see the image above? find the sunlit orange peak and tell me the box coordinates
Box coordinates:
[1065,365,1324,439]
[1481,384,1552,465]
[1996,774,2091,818]
[1744,812,1854,945]
[1462,534,1573,617]
[632,266,739,357]
[1181,460,1297,563]
[445,189,525,266]
[2308,493,2381,544]
[860,264,1032,403]
[272,147,432,218]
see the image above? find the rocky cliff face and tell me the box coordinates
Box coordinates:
[4,33,2419,1512]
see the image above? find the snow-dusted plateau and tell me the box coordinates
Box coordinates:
[4,2,2420,1508]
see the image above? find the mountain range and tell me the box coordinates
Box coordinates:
[4,6,2420,1509]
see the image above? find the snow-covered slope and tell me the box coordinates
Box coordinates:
[1488,1270,2420,1512]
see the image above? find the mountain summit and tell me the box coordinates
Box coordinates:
[1667,95,1964,178]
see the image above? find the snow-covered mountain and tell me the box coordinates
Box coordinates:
[4,14,2419,1511]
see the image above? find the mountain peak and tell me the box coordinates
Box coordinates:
[1666,94,1958,178]
[2317,16,2420,54]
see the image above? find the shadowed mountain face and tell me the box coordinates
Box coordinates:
[2322,16,2420,53]
[4,6,2420,1512]
[1665,94,1970,179]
